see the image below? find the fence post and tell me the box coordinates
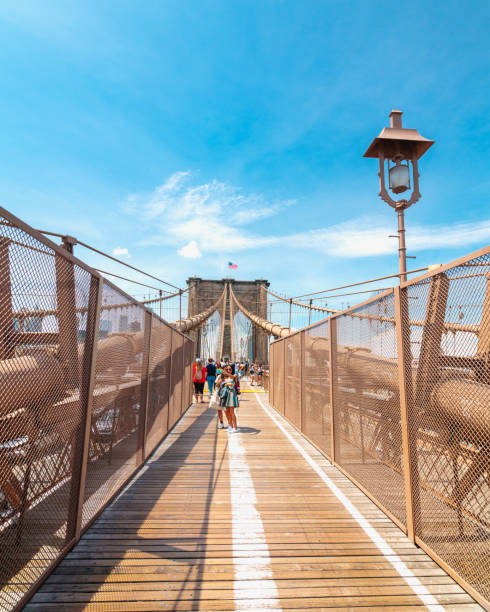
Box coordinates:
[394,285,417,542]
[55,253,80,387]
[65,274,102,544]
[137,311,152,463]
[415,273,449,408]
[269,342,274,407]
[299,331,304,431]
[282,336,286,415]
[180,334,185,415]
[328,317,337,464]
[0,237,14,359]
[185,340,191,409]
[475,273,490,382]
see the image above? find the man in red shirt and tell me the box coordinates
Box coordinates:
[192,358,207,404]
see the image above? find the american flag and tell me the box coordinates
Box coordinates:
[228,262,238,269]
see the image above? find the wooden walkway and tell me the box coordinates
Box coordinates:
[26,384,481,611]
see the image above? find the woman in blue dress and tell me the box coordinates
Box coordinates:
[218,366,240,433]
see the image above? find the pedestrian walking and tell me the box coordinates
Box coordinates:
[250,362,255,385]
[206,358,217,397]
[257,363,263,386]
[238,362,245,380]
[216,361,223,377]
[192,358,207,404]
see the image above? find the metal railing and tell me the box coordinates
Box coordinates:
[0,207,194,611]
[268,244,490,609]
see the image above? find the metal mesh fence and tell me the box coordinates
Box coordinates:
[269,245,490,608]
[0,221,94,611]
[268,341,274,406]
[0,209,194,611]
[333,291,406,527]
[403,253,490,603]
[284,333,302,430]
[272,340,285,415]
[169,331,184,429]
[303,320,331,457]
[81,282,144,526]
[183,340,193,413]
[145,316,172,457]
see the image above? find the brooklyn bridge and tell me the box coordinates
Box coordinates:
[0,205,488,611]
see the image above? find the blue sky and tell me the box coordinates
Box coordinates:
[1,0,489,308]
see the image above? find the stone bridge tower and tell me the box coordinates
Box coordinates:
[186,278,270,363]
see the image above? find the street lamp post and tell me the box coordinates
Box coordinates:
[364,110,434,282]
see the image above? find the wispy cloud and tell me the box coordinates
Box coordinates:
[113,246,130,257]
[291,218,490,257]
[125,171,490,260]
[127,171,291,257]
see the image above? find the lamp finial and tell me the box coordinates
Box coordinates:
[389,110,403,129]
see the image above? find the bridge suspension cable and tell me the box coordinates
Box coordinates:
[141,287,188,306]
[174,285,226,333]
[36,227,183,291]
[264,286,337,314]
[229,283,291,338]
[92,269,174,294]
[291,266,429,300]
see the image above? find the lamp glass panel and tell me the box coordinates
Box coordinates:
[389,163,410,194]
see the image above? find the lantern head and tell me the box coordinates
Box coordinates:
[364,110,434,209]
[389,159,410,194]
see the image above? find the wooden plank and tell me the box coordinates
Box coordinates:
[28,384,482,611]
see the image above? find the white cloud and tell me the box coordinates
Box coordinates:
[144,171,191,217]
[290,218,490,257]
[126,171,490,260]
[113,246,130,257]
[178,240,202,259]
[130,171,291,254]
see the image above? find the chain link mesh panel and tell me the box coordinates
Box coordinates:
[268,342,274,406]
[332,290,406,527]
[403,254,490,602]
[81,282,145,526]
[284,333,302,429]
[183,339,193,412]
[302,320,331,457]
[0,211,195,611]
[266,248,490,607]
[145,316,172,456]
[169,331,184,429]
[0,219,93,611]
[271,340,285,415]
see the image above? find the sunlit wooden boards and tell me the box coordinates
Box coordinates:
[26,386,481,611]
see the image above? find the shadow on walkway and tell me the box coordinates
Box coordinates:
[27,406,228,610]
